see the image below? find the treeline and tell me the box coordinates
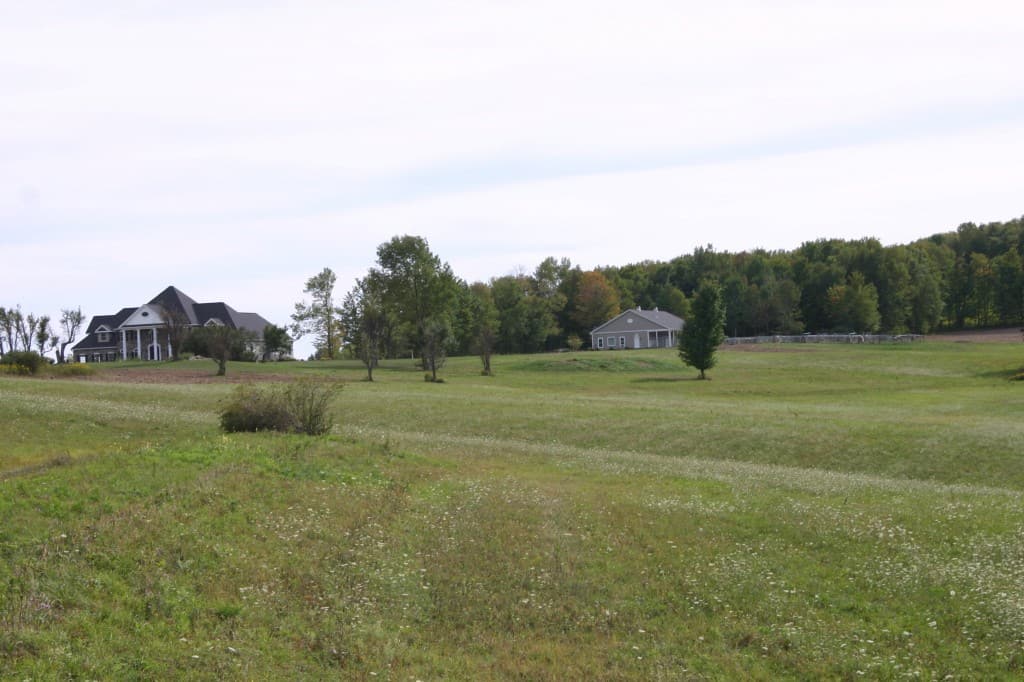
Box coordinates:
[0,306,84,364]
[305,216,1023,365]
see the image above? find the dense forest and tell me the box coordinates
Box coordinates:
[324,217,1024,360]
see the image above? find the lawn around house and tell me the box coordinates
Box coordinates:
[2,341,1024,679]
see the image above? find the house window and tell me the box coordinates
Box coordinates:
[597,337,604,349]
[609,336,616,348]
[98,332,110,343]
[619,336,626,348]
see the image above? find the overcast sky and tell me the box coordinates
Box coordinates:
[3,1,1023,357]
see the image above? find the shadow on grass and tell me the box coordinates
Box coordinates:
[631,376,694,383]
[974,367,1024,381]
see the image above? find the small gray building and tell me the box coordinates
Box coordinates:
[590,307,684,350]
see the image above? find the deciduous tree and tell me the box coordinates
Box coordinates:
[262,324,293,360]
[56,307,85,364]
[183,324,250,376]
[341,276,390,381]
[291,268,343,359]
[572,271,621,334]
[372,235,459,362]
[159,305,192,361]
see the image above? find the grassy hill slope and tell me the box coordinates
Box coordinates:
[2,342,1023,679]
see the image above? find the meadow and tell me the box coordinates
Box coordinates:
[2,341,1023,679]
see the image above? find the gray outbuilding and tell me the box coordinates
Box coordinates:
[590,307,684,350]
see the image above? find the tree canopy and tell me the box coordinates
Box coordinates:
[678,280,727,380]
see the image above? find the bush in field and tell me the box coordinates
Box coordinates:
[220,384,295,433]
[282,379,339,435]
[220,379,340,435]
[0,350,46,375]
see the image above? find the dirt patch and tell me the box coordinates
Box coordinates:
[928,328,1023,343]
[88,367,294,384]
[721,344,809,353]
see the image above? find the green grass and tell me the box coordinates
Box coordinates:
[2,342,1024,679]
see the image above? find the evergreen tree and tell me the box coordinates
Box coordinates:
[678,280,726,380]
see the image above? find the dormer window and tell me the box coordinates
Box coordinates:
[97,326,111,343]
[205,318,224,327]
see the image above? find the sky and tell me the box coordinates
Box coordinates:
[3,1,1023,358]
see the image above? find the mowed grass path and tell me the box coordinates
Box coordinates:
[2,342,1023,679]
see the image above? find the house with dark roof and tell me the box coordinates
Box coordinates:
[72,286,274,362]
[590,307,684,350]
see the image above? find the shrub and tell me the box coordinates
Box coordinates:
[0,351,46,375]
[283,379,339,435]
[219,379,340,435]
[219,384,295,433]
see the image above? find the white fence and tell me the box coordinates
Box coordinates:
[725,334,923,345]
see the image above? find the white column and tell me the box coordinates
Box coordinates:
[152,327,159,360]
[167,332,172,359]
[136,328,142,359]
[121,330,127,360]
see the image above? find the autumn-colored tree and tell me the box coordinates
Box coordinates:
[572,271,621,333]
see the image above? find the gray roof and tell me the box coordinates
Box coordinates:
[72,286,274,352]
[590,307,684,334]
[150,286,200,324]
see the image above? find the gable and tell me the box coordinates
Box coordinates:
[120,304,165,328]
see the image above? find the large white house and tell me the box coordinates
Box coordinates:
[590,307,684,350]
[72,286,273,362]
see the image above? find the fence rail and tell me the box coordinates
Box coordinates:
[725,334,924,345]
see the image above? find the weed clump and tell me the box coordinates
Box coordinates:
[0,351,46,375]
[220,379,340,435]
[47,363,95,378]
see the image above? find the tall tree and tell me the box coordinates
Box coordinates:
[993,251,1024,324]
[372,235,459,361]
[421,316,451,382]
[826,272,881,332]
[0,307,9,354]
[341,275,390,381]
[572,270,621,334]
[291,268,343,360]
[678,280,726,380]
[56,307,85,364]
[33,315,56,357]
[159,305,192,361]
[465,282,499,375]
[907,247,944,334]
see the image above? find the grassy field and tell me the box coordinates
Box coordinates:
[2,342,1023,679]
